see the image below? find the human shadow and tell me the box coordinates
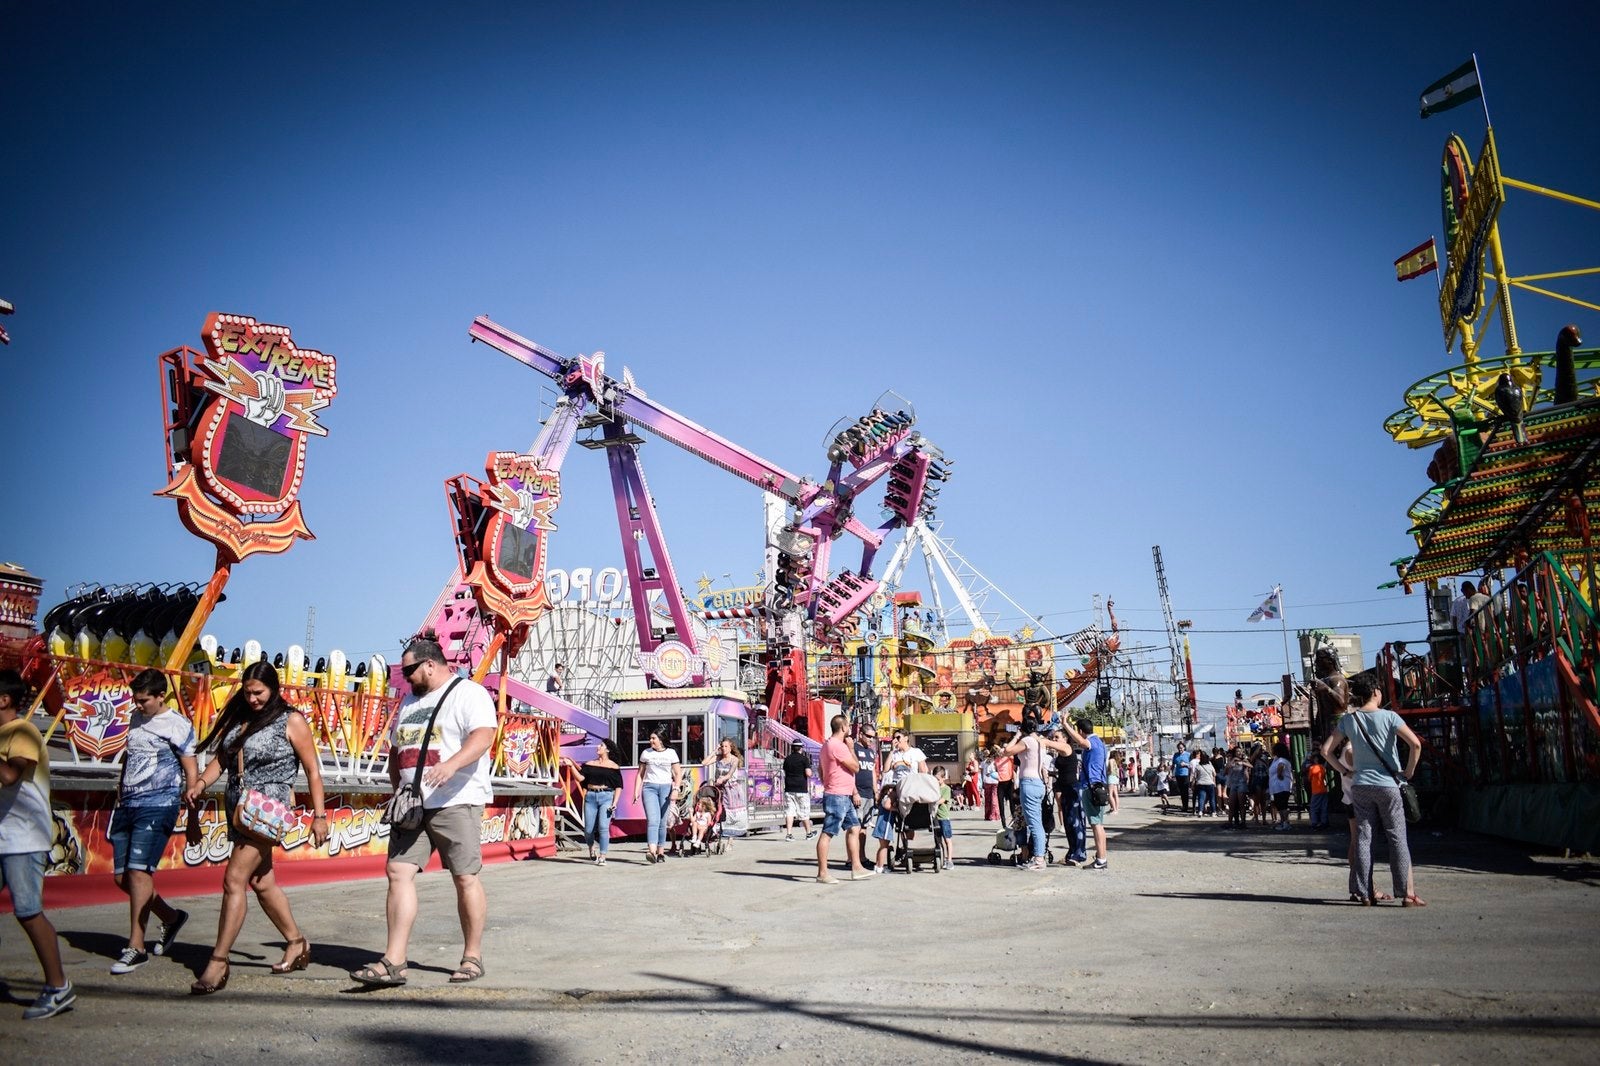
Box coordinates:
[354,1024,559,1063]
[1134,891,1347,907]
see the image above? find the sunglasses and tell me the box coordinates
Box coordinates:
[400,661,428,679]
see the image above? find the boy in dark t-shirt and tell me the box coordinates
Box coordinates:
[782,743,814,841]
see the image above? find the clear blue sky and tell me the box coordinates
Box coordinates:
[4,3,1596,720]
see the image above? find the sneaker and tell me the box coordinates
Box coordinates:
[1061,857,1080,867]
[1023,859,1045,871]
[785,832,794,841]
[596,855,607,866]
[23,983,76,1020]
[110,946,149,974]
[153,909,189,957]
[805,830,818,840]
[1088,859,1109,870]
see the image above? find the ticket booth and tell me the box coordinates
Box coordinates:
[905,710,979,785]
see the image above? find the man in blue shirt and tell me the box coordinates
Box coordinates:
[1062,716,1110,870]
[1172,747,1192,813]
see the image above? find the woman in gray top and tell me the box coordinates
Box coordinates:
[1320,674,1425,907]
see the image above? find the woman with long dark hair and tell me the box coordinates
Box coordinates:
[182,662,328,993]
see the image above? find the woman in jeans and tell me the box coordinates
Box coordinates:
[1191,751,1216,816]
[1321,674,1426,907]
[996,721,1073,871]
[632,729,682,864]
[576,740,622,865]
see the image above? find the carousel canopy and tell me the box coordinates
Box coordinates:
[1401,397,1600,585]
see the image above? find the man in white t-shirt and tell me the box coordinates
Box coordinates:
[883,730,927,786]
[353,637,497,988]
[1268,742,1295,832]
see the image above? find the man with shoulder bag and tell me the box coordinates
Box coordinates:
[352,636,498,987]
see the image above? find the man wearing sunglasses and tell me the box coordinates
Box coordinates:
[352,636,497,987]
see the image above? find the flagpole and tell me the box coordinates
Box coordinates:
[1277,586,1293,681]
[1473,53,1492,129]
[1433,235,1443,295]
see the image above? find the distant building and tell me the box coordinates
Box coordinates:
[1298,630,1362,677]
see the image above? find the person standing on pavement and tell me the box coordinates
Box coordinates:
[1322,675,1426,907]
[981,749,1000,821]
[1268,742,1295,831]
[782,741,815,842]
[1052,737,1086,867]
[816,715,873,883]
[0,669,75,1020]
[1171,746,1191,812]
[1306,753,1330,830]
[351,636,496,987]
[993,744,1016,824]
[187,661,329,995]
[1191,751,1216,817]
[852,727,877,823]
[996,721,1073,871]
[883,730,928,785]
[108,668,198,974]
[633,728,683,864]
[1063,716,1111,870]
[575,739,622,864]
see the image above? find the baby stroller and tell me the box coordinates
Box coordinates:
[987,787,1055,866]
[679,781,729,856]
[894,772,944,873]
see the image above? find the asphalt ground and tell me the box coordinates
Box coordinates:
[2,795,1597,1064]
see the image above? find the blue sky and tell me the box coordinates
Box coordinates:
[4,3,1597,723]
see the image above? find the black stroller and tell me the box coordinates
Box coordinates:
[893,773,944,873]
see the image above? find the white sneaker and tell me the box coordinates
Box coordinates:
[110,946,149,974]
[785,832,793,841]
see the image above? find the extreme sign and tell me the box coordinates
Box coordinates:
[158,314,338,563]
[460,451,561,633]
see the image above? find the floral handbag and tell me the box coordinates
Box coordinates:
[232,744,293,846]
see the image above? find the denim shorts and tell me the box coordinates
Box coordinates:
[0,851,48,920]
[821,793,859,836]
[937,818,952,839]
[109,803,180,874]
[872,811,895,841]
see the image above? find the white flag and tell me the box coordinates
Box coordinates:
[1247,586,1282,623]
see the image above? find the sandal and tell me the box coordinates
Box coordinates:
[449,955,485,983]
[271,937,311,974]
[1402,894,1428,907]
[349,957,408,986]
[190,955,231,995]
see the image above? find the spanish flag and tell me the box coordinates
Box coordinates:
[1394,239,1438,282]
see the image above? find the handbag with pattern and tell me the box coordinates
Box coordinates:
[232,743,293,846]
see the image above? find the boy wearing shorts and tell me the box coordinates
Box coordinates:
[933,766,954,867]
[109,668,198,973]
[0,668,74,1019]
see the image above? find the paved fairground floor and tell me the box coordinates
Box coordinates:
[2,795,1597,1063]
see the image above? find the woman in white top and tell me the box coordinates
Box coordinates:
[632,730,683,864]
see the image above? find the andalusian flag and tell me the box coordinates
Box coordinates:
[1247,586,1282,623]
[1394,238,1438,282]
[1420,58,1482,118]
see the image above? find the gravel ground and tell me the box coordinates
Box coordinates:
[2,796,1596,1063]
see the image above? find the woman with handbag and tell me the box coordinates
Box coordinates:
[1320,674,1425,907]
[184,662,328,993]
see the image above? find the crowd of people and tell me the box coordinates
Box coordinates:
[1,636,1429,1022]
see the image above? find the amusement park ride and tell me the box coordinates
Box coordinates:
[422,315,953,742]
[1364,60,1600,853]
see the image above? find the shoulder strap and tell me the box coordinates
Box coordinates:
[1349,712,1404,784]
[411,677,463,791]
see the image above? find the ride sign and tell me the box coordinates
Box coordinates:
[158,314,337,563]
[464,450,560,632]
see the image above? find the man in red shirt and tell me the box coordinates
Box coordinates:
[816,714,875,883]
